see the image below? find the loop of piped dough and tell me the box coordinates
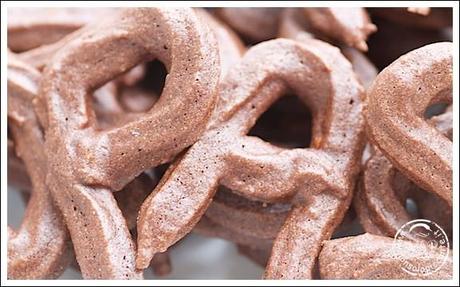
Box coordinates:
[302,8,377,51]
[319,233,452,279]
[365,42,453,207]
[12,9,240,278]
[7,57,71,279]
[137,38,365,279]
[354,108,452,237]
[41,8,220,190]
[39,8,220,279]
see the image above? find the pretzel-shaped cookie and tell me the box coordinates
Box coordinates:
[7,57,71,279]
[11,13,241,278]
[319,233,452,279]
[137,38,365,279]
[355,108,452,238]
[38,8,220,279]
[365,42,452,207]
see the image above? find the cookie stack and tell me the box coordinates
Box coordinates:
[6,7,453,280]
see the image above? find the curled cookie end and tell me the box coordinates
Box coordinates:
[303,8,377,52]
[349,21,377,52]
[136,199,172,269]
[408,7,431,16]
[37,7,220,278]
[136,245,162,270]
[136,205,160,269]
[355,40,368,52]
[356,22,377,51]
